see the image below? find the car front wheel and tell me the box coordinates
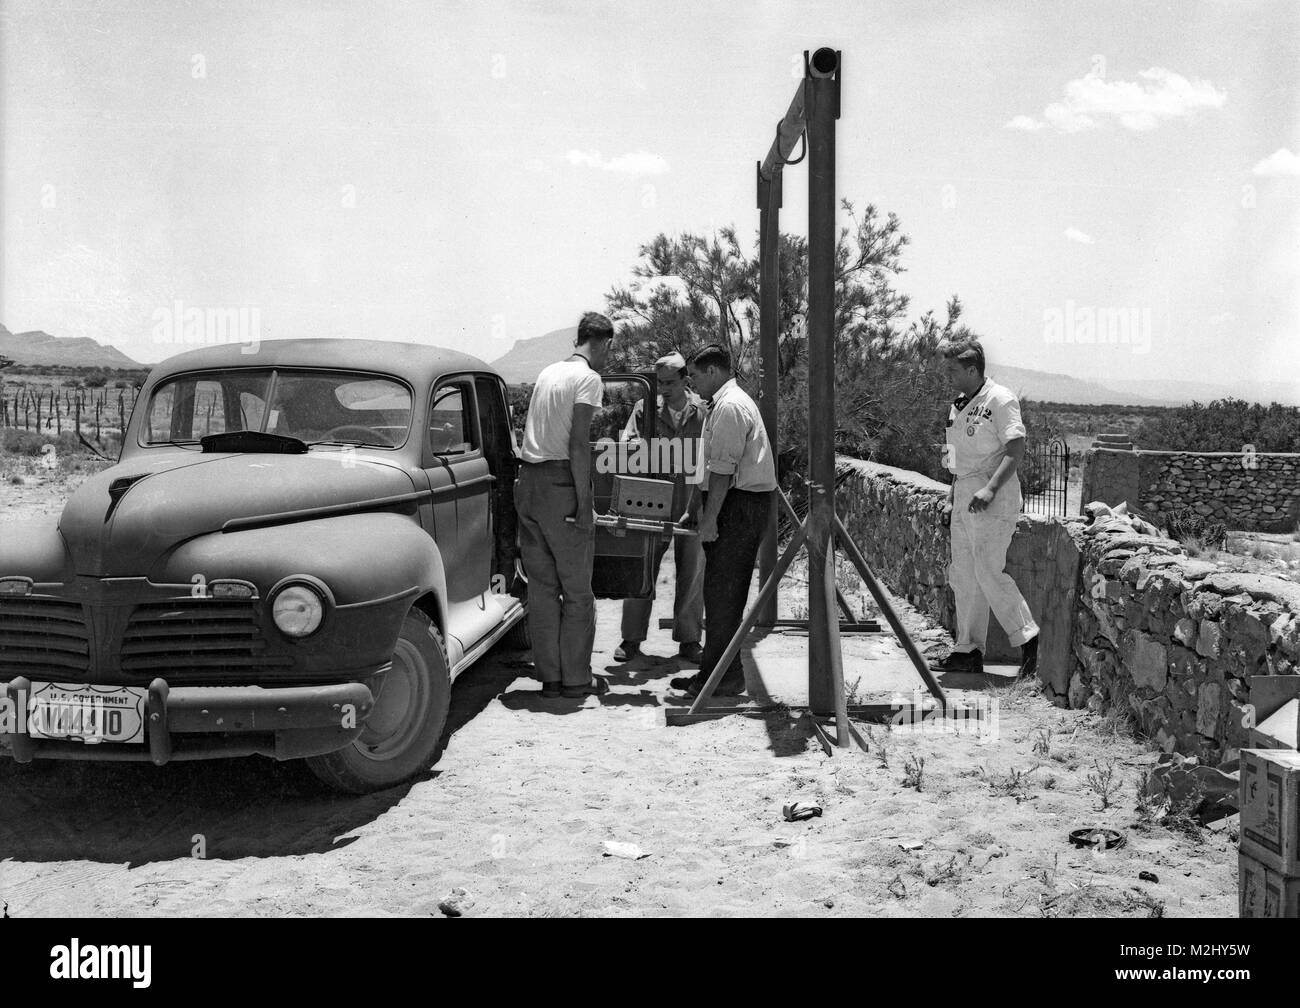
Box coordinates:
[306,608,450,794]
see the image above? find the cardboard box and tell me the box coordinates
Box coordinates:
[1249,676,1300,749]
[1239,851,1300,918]
[1254,699,1300,750]
[1240,749,1300,875]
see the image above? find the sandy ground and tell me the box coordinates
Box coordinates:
[0,464,1236,917]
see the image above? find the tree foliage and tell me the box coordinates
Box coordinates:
[1133,398,1300,453]
[604,201,971,481]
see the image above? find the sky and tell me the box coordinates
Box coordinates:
[2,0,1297,398]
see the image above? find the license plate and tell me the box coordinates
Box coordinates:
[28,682,146,744]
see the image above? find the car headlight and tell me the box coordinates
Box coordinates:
[271,583,324,638]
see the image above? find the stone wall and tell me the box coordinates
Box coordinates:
[836,458,1079,695]
[1081,448,1300,533]
[1069,522,1300,762]
[838,456,1300,762]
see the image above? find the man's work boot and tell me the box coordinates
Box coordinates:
[677,642,704,665]
[669,673,701,692]
[614,640,641,662]
[1019,634,1039,680]
[930,649,983,675]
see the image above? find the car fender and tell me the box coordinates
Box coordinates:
[0,517,75,585]
[155,511,450,638]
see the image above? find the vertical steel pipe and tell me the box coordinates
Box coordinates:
[804,48,841,717]
[756,163,782,626]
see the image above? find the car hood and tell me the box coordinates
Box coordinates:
[57,451,419,577]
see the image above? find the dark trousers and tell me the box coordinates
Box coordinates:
[702,489,772,689]
[515,461,596,687]
[620,531,704,645]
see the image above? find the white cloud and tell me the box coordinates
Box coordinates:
[1064,227,1094,245]
[564,149,669,175]
[1252,147,1300,177]
[1008,67,1226,134]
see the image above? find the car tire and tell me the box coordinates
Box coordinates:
[502,609,531,651]
[502,563,530,650]
[305,608,450,795]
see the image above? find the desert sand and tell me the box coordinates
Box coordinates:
[0,466,1236,917]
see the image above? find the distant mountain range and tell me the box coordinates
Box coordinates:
[6,320,1293,407]
[0,325,142,369]
[491,327,1298,407]
[490,327,579,383]
[1096,376,1300,407]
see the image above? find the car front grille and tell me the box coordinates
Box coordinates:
[0,596,91,677]
[119,599,291,678]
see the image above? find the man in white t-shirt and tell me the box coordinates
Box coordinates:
[516,312,613,698]
[934,337,1040,680]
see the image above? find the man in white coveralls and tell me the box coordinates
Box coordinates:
[931,337,1040,679]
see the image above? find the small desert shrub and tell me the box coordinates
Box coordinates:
[902,753,925,791]
[864,724,891,768]
[1085,759,1122,810]
[1,428,49,456]
[1162,505,1227,551]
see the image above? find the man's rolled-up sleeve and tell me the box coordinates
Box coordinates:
[994,393,1026,443]
[704,404,745,475]
[577,372,604,408]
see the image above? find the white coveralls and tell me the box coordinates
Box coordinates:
[943,376,1039,655]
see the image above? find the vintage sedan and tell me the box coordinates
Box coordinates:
[0,339,660,792]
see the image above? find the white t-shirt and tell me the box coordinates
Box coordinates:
[520,358,604,463]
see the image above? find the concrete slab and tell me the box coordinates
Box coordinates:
[748,631,920,706]
[612,545,1021,708]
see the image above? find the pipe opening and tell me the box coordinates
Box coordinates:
[810,47,838,77]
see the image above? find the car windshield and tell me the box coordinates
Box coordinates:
[143,369,413,448]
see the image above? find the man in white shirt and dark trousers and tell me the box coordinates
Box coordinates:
[671,343,778,698]
[932,337,1040,680]
[516,312,614,698]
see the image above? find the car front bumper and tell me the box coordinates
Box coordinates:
[0,674,378,764]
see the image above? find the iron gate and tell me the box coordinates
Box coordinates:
[1021,437,1070,517]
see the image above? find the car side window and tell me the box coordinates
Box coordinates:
[148,378,227,440]
[429,379,478,456]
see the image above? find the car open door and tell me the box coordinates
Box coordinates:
[589,372,675,599]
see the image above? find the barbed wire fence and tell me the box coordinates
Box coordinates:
[0,381,141,448]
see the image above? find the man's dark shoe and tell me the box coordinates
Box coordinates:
[614,640,641,662]
[561,675,610,698]
[541,680,563,698]
[1019,634,1040,680]
[929,649,983,675]
[677,642,704,665]
[671,674,745,698]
